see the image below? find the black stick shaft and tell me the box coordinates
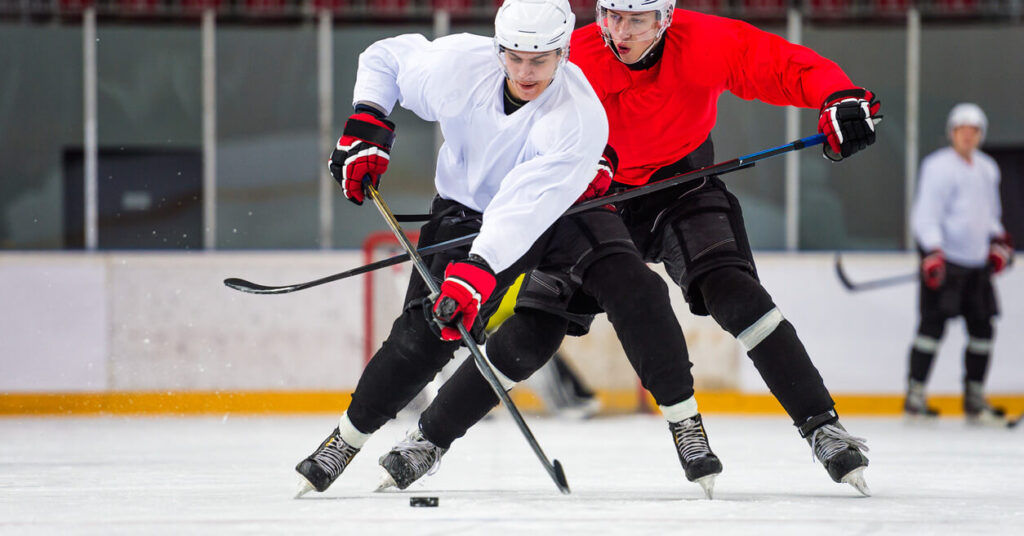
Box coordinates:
[365,183,570,494]
[225,134,826,295]
[834,253,918,292]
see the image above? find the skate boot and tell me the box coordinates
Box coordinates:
[294,427,360,498]
[807,421,870,496]
[668,414,723,499]
[377,428,448,491]
[964,381,1007,427]
[904,379,940,420]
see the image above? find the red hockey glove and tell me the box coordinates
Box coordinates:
[431,256,497,342]
[818,88,881,162]
[988,233,1014,274]
[576,145,618,204]
[329,112,396,206]
[921,250,946,290]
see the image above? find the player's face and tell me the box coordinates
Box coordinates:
[950,125,982,155]
[599,9,660,64]
[500,49,561,101]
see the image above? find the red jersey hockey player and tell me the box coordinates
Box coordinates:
[561,1,879,495]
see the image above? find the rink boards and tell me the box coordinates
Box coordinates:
[2,251,1023,416]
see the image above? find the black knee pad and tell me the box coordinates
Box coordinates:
[387,306,460,372]
[964,316,994,340]
[486,309,570,382]
[698,266,776,337]
[582,253,670,312]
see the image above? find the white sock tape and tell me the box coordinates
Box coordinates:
[338,412,372,449]
[660,395,699,423]
[473,346,518,391]
[913,335,940,353]
[737,307,784,351]
[967,337,992,354]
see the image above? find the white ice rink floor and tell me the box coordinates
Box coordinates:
[2,413,1023,535]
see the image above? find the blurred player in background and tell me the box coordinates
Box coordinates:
[904,103,1014,425]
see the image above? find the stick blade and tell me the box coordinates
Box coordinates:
[553,459,571,495]
[223,277,295,295]
[834,253,856,291]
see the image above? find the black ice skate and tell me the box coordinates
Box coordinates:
[807,422,870,496]
[376,428,448,491]
[904,379,940,420]
[668,414,723,499]
[294,427,360,498]
[964,381,1008,427]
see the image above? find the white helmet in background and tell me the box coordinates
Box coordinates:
[494,0,575,58]
[946,102,987,142]
[596,0,675,62]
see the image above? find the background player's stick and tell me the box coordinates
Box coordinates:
[834,253,918,292]
[225,133,827,295]
[364,182,571,495]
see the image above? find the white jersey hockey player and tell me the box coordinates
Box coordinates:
[294,0,611,497]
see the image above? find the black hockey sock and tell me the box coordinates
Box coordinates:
[419,357,499,450]
[747,321,835,423]
[963,317,994,384]
[420,310,569,449]
[908,350,937,384]
[347,307,460,434]
[699,267,834,424]
[908,315,945,383]
[581,253,695,406]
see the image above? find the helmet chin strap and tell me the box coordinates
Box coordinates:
[604,33,664,65]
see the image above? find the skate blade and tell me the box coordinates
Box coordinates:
[294,479,315,499]
[694,474,716,500]
[967,413,1009,428]
[375,471,398,492]
[840,466,871,497]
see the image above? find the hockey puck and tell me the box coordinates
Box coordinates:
[410,497,439,507]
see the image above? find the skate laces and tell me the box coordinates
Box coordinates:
[669,416,712,462]
[809,424,869,464]
[311,431,359,478]
[393,430,447,477]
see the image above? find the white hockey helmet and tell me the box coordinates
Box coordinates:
[596,0,675,62]
[946,102,987,142]
[494,0,575,56]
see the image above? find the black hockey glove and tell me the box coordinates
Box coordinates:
[818,88,881,161]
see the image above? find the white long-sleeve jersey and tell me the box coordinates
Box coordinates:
[911,146,1003,267]
[352,33,609,273]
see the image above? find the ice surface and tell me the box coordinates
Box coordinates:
[2,414,1022,535]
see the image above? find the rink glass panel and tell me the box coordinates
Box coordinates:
[799,25,907,251]
[2,21,1022,251]
[214,26,320,249]
[0,25,83,249]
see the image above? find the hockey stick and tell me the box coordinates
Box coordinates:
[364,182,571,495]
[225,133,826,295]
[834,253,918,292]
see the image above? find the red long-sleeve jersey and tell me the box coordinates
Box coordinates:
[569,9,854,185]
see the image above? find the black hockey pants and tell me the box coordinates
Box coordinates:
[420,252,694,448]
